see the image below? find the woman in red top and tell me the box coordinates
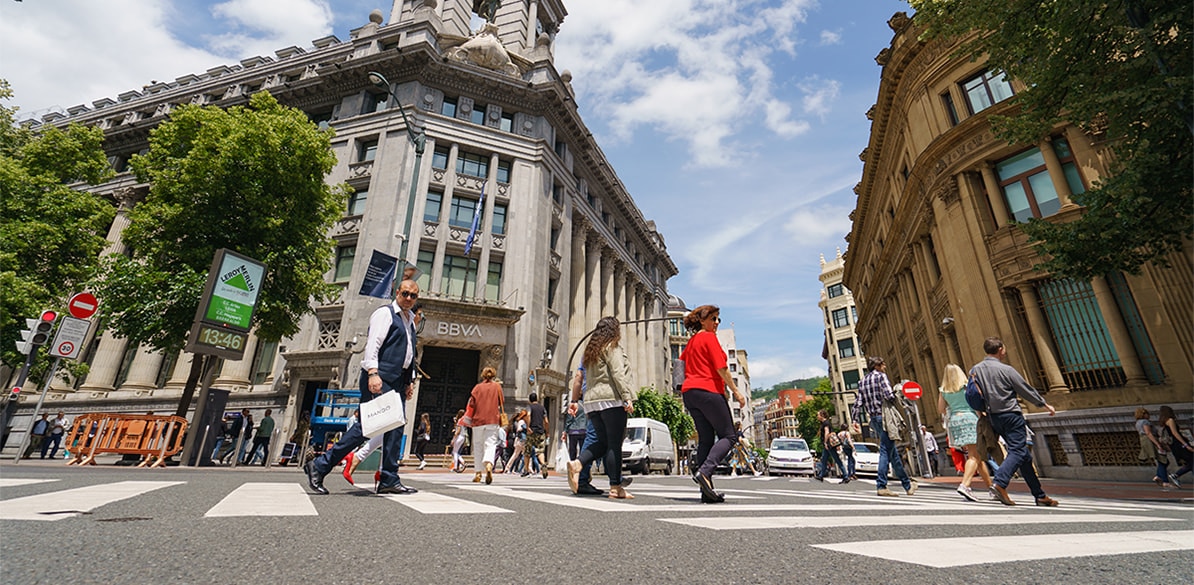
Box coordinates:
[680,305,746,503]
[468,366,505,484]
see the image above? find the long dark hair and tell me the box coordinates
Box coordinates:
[583,317,621,367]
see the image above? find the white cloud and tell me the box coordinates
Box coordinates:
[799,77,842,118]
[820,29,843,45]
[206,0,334,58]
[782,203,854,247]
[556,0,821,168]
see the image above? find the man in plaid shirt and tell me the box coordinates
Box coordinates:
[853,356,917,497]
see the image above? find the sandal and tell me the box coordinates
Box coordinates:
[608,485,634,499]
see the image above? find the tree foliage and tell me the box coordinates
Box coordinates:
[0,79,115,371]
[797,381,835,452]
[91,91,349,353]
[632,387,695,446]
[909,0,1193,278]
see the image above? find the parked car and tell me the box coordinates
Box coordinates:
[766,437,814,476]
[853,442,881,477]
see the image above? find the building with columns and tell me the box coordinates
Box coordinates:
[818,248,864,434]
[843,13,1192,481]
[2,0,678,460]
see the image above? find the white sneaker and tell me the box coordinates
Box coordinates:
[957,485,978,502]
[1169,473,1182,489]
[417,461,426,470]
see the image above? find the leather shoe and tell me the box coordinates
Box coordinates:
[342,452,355,485]
[377,482,418,495]
[693,471,718,502]
[1034,495,1059,507]
[701,491,726,504]
[575,483,604,496]
[992,484,1016,506]
[304,461,328,495]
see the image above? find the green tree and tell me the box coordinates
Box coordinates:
[909,0,1192,278]
[0,79,115,373]
[91,91,348,415]
[795,389,834,453]
[632,387,695,447]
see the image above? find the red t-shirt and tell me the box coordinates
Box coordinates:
[680,331,727,395]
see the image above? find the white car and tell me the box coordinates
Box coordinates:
[853,442,881,477]
[766,437,814,476]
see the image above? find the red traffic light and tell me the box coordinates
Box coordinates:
[9,386,19,396]
[39,310,58,322]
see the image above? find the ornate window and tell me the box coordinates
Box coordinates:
[961,69,1013,114]
[1035,278,1124,390]
[333,245,355,283]
[832,307,850,328]
[996,138,1084,222]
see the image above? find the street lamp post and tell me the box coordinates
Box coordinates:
[367,71,426,269]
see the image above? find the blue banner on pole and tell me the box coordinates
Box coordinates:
[359,250,398,298]
[464,182,485,255]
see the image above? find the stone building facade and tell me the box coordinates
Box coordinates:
[3,0,678,460]
[818,248,865,433]
[843,13,1193,480]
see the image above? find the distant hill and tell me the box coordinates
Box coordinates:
[751,377,828,402]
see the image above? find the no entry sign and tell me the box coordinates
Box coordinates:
[902,381,923,400]
[67,292,99,319]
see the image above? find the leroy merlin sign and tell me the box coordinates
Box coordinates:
[205,258,263,328]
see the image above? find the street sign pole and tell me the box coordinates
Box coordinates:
[11,357,61,464]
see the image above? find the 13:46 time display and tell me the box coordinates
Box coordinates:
[196,324,246,350]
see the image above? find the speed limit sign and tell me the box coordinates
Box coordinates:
[49,317,91,359]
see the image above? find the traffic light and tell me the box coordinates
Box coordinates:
[8,387,19,402]
[30,310,58,346]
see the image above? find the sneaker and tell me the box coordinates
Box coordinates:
[1169,473,1182,489]
[988,487,1000,501]
[1034,495,1059,507]
[876,488,899,497]
[417,460,427,470]
[905,481,918,496]
[991,484,1016,506]
[957,485,978,502]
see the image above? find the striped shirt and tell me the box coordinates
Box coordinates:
[853,369,895,420]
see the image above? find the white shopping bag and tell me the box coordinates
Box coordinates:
[360,390,406,438]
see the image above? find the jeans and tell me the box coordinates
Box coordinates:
[841,447,856,477]
[578,419,597,485]
[988,411,1046,499]
[869,415,911,490]
[313,371,408,488]
[683,389,736,478]
[578,407,628,487]
[818,446,845,478]
[41,433,63,459]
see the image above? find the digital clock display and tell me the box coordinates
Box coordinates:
[196,324,246,351]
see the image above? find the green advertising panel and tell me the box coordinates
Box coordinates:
[203,252,265,329]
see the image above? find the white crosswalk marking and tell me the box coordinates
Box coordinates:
[0,481,183,521]
[0,478,58,489]
[380,490,514,514]
[662,512,1183,531]
[814,530,1194,567]
[205,483,318,517]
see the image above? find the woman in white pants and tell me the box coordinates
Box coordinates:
[450,409,468,472]
[468,367,505,484]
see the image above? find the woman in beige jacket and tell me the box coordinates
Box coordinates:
[567,317,637,499]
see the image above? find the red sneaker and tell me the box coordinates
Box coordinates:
[341,452,355,485]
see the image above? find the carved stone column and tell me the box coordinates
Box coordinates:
[979,163,1011,228]
[1038,137,1076,208]
[600,248,615,319]
[568,220,588,353]
[1016,284,1069,393]
[213,331,257,392]
[612,260,626,321]
[79,191,138,393]
[165,352,194,390]
[120,346,166,392]
[585,234,602,328]
[1090,276,1148,385]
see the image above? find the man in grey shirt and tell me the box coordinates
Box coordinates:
[971,337,1058,507]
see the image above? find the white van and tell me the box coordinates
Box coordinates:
[621,418,675,475]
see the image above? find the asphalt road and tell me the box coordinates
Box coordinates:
[1,462,1191,584]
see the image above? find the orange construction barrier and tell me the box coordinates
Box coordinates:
[64,413,188,468]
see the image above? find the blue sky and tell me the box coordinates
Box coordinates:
[0,0,911,391]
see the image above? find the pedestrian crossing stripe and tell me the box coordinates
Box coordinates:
[0,481,183,521]
[205,483,318,517]
[661,513,1183,531]
[0,478,59,489]
[379,490,513,514]
[813,529,1194,567]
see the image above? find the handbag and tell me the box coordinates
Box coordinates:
[499,408,509,428]
[360,390,406,438]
